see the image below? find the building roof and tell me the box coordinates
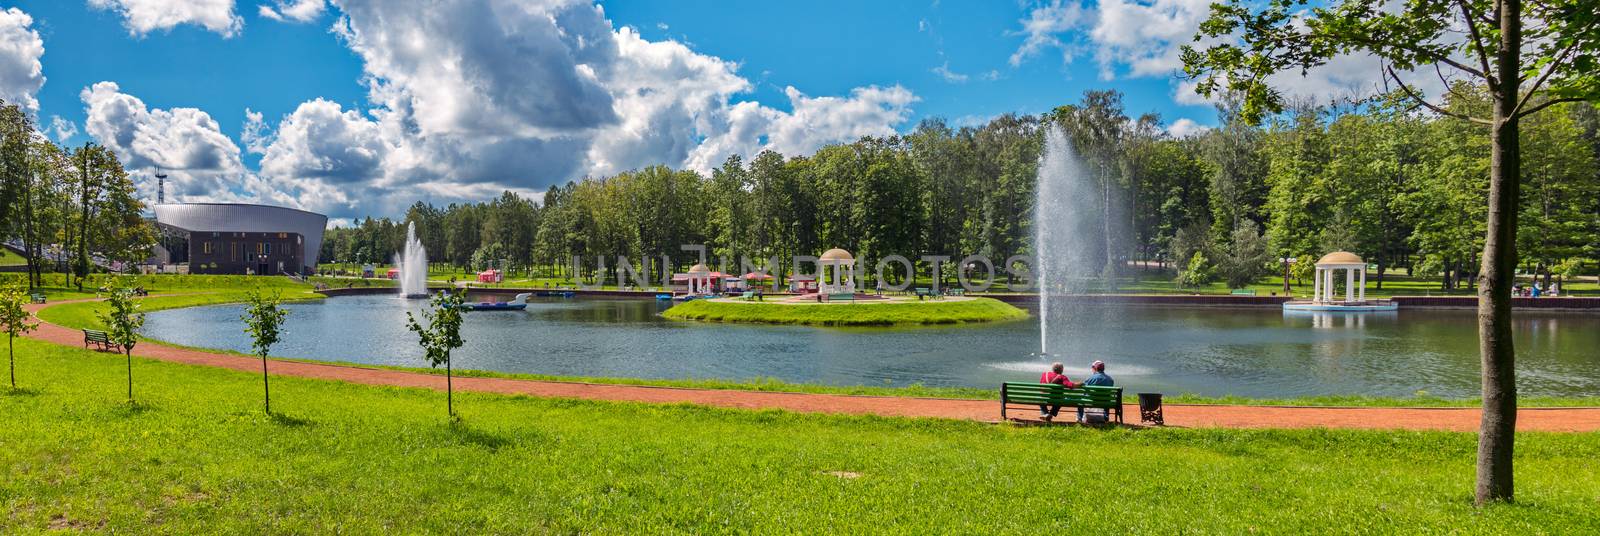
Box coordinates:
[152,203,328,266]
[819,248,854,261]
[1316,251,1364,266]
[689,263,711,273]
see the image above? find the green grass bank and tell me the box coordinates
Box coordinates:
[1,339,1597,532]
[662,297,1029,326]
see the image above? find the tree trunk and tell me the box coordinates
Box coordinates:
[446,357,454,417]
[125,348,134,401]
[9,335,14,388]
[262,354,271,414]
[1476,1,1521,504]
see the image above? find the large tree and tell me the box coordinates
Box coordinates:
[1183,0,1600,503]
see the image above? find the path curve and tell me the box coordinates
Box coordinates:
[22,297,1600,432]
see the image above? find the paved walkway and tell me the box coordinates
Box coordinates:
[23,297,1600,432]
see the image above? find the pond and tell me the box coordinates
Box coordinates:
[139,295,1600,399]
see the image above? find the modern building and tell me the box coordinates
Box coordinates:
[151,203,328,276]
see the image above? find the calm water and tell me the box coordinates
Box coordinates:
[139,295,1600,398]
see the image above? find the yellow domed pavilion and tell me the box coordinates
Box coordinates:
[1314,251,1366,304]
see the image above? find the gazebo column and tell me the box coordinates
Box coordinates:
[1345,268,1354,303]
[1326,268,1335,303]
[1359,269,1366,302]
[1313,267,1322,303]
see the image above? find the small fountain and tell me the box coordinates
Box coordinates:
[1033,125,1101,356]
[396,222,429,298]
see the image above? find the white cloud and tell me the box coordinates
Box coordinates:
[80,81,253,203]
[1013,0,1431,106]
[88,0,243,38]
[1087,0,1210,79]
[224,0,921,217]
[0,7,45,113]
[259,0,326,23]
[685,85,918,172]
[932,62,968,83]
[241,108,270,154]
[47,115,77,142]
[1164,117,1206,138]
[62,1,922,218]
[1007,1,1086,67]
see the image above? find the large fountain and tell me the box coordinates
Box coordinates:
[1033,125,1102,356]
[396,222,429,298]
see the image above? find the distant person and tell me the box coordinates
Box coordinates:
[1532,283,1542,298]
[1551,282,1561,297]
[1080,360,1115,423]
[1038,362,1079,422]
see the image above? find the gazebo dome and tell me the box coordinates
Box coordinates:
[689,263,710,273]
[1316,251,1364,266]
[819,248,854,261]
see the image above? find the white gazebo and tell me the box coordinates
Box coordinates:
[817,248,857,294]
[686,263,715,295]
[1313,251,1367,304]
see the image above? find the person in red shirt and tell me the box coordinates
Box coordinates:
[1038,362,1079,421]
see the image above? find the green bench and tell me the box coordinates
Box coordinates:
[1000,382,1124,423]
[83,329,121,353]
[827,292,855,302]
[914,287,938,300]
[1230,289,1256,296]
[740,291,754,300]
[29,293,46,304]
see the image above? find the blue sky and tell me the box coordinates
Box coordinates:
[0,1,1382,220]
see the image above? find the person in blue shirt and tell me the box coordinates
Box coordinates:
[1079,360,1115,422]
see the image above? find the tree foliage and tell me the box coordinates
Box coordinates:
[0,284,39,388]
[406,290,466,417]
[242,289,288,414]
[97,280,144,402]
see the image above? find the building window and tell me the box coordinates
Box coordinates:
[231,242,239,261]
[264,243,272,255]
[202,242,214,255]
[278,232,288,239]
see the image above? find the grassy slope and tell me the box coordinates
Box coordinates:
[2,339,1597,533]
[0,248,23,266]
[37,290,325,332]
[662,297,1029,326]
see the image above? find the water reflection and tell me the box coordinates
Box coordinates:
[139,297,1600,399]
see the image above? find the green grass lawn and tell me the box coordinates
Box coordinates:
[662,297,1029,326]
[0,248,24,266]
[3,339,1598,532]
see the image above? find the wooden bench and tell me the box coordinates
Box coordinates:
[1230,289,1256,296]
[827,292,854,302]
[914,287,936,300]
[83,329,121,353]
[1000,382,1123,423]
[29,293,46,304]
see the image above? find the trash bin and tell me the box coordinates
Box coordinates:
[1137,393,1164,426]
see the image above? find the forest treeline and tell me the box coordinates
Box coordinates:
[327,86,1600,289]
